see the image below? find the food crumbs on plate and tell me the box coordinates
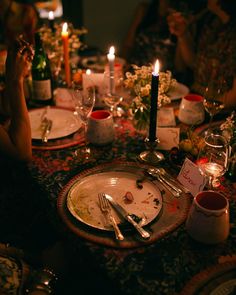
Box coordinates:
[123,191,134,204]
[136,179,143,189]
[154,198,160,206]
[141,193,153,204]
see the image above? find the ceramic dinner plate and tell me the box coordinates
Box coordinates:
[67,170,163,231]
[168,82,189,100]
[29,107,81,140]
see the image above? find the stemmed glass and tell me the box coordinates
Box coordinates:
[71,82,95,159]
[203,80,226,132]
[102,71,123,118]
[197,133,229,189]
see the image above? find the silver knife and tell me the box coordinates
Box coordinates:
[42,119,53,143]
[105,194,150,239]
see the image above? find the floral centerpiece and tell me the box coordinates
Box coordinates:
[38,23,87,81]
[124,64,177,130]
[220,111,236,150]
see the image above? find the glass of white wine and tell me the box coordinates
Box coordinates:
[71,82,95,160]
[203,80,226,132]
[102,71,124,118]
[197,133,229,189]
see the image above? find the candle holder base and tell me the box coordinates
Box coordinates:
[138,138,164,164]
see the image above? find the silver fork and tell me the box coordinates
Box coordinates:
[98,193,124,241]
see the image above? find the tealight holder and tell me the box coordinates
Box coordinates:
[138,137,164,164]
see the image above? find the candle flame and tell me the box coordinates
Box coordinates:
[48,11,54,20]
[86,69,91,75]
[109,46,115,55]
[154,60,160,74]
[62,22,68,33]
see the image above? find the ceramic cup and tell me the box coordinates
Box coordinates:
[87,110,114,146]
[178,94,205,125]
[186,191,229,244]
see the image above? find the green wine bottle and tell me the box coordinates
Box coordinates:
[32,32,53,105]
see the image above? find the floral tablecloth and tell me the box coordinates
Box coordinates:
[27,117,236,295]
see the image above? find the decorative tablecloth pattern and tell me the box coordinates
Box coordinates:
[27,117,236,295]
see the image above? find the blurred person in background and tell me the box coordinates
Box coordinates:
[168,0,236,110]
[122,0,206,75]
[0,0,39,46]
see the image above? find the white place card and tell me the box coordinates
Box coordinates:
[156,127,180,150]
[157,107,176,127]
[177,158,207,196]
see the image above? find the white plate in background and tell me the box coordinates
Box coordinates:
[29,107,81,140]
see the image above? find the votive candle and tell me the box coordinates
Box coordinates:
[61,22,71,87]
[149,59,159,142]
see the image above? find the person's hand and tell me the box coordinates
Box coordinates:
[5,37,34,82]
[167,11,188,38]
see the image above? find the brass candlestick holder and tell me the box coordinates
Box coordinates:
[138,137,164,164]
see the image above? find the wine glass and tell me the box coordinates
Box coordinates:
[197,133,229,189]
[102,71,123,118]
[72,82,95,159]
[203,80,226,132]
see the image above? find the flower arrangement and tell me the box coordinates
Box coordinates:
[220,111,236,148]
[38,23,87,57]
[124,64,177,130]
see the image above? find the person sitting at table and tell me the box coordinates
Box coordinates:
[168,0,236,111]
[0,0,39,46]
[0,37,33,161]
[122,0,206,74]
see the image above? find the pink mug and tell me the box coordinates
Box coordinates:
[186,191,230,244]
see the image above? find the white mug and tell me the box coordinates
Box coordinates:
[178,94,205,125]
[87,110,114,146]
[186,190,230,244]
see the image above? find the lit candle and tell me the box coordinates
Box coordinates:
[149,59,159,142]
[48,11,55,32]
[61,22,71,87]
[107,46,115,95]
[86,69,92,75]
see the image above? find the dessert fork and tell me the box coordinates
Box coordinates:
[98,193,124,241]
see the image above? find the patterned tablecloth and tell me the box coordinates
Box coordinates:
[27,116,236,295]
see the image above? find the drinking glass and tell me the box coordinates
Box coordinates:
[197,133,229,189]
[72,82,95,159]
[203,80,226,132]
[102,71,123,118]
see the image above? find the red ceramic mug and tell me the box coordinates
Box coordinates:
[178,93,205,125]
[87,110,114,146]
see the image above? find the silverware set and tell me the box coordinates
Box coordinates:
[98,193,151,240]
[147,167,189,197]
[98,192,124,240]
[40,107,53,143]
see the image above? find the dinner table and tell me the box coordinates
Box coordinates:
[25,97,236,295]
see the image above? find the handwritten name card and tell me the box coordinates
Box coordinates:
[177,158,207,196]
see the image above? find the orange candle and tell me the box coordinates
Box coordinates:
[61,22,71,86]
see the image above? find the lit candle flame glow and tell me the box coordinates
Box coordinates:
[62,22,68,34]
[109,46,115,55]
[154,60,160,75]
[86,69,91,75]
[48,11,54,20]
